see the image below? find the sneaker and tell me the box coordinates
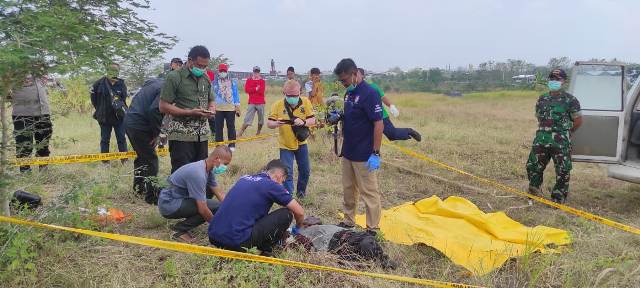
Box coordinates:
[229,146,236,152]
[408,129,422,142]
[337,222,355,229]
[550,191,566,204]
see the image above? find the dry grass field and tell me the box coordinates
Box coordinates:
[1,87,639,287]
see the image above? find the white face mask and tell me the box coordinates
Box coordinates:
[219,72,228,78]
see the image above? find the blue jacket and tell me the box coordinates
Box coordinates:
[212,77,240,106]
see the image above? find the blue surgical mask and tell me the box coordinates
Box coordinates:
[286,96,299,105]
[191,67,205,77]
[548,80,562,91]
[219,72,228,78]
[213,164,227,175]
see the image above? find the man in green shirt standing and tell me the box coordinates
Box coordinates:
[358,68,421,142]
[159,45,216,174]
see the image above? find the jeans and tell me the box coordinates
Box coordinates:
[163,198,220,234]
[214,111,237,147]
[126,127,159,204]
[279,144,310,197]
[168,140,209,173]
[210,208,293,253]
[99,121,127,153]
[383,118,411,141]
[13,115,53,172]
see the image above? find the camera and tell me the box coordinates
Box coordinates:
[325,94,344,125]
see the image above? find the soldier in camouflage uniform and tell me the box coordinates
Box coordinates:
[526,69,583,204]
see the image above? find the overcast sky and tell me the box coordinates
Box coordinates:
[141,0,637,73]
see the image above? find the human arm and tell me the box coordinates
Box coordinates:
[571,116,583,132]
[373,120,383,152]
[196,200,214,222]
[159,99,210,118]
[286,199,305,229]
[208,185,225,202]
[267,102,285,129]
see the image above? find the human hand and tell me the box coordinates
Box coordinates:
[366,154,381,172]
[293,118,305,126]
[389,105,400,117]
[190,108,212,118]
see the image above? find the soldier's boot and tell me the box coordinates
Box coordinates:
[527,186,542,197]
[550,190,567,204]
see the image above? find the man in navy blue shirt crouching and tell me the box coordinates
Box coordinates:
[209,159,305,256]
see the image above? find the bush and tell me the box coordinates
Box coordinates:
[48,77,93,116]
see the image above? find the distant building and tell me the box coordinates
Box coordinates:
[511,74,536,83]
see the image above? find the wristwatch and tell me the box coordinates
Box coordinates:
[373,150,381,156]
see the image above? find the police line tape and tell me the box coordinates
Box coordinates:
[10,134,276,166]
[0,216,482,288]
[382,141,640,236]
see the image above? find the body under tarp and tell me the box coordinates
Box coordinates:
[354,196,571,275]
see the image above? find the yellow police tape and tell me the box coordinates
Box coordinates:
[11,134,275,166]
[0,216,482,288]
[382,141,640,236]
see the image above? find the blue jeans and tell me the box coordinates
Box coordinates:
[279,144,310,197]
[99,121,128,153]
[383,118,411,141]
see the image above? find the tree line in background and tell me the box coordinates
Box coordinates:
[368,57,640,94]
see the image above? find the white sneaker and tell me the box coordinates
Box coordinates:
[230,147,236,152]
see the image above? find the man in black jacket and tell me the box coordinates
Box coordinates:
[90,63,128,162]
[125,76,165,204]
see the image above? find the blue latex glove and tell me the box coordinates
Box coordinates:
[366,154,381,172]
[291,226,300,235]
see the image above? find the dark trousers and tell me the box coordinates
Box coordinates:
[99,121,127,153]
[210,208,293,253]
[279,144,310,197]
[383,118,411,141]
[208,116,216,136]
[126,127,159,204]
[169,140,209,173]
[214,111,236,147]
[163,198,220,233]
[13,115,53,172]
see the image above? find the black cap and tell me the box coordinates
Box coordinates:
[548,69,567,80]
[171,58,183,64]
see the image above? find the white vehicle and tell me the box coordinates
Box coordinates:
[570,61,640,183]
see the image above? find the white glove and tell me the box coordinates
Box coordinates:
[389,105,400,117]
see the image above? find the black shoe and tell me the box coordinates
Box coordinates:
[337,222,355,229]
[366,228,380,237]
[551,191,566,204]
[408,129,422,142]
[259,250,274,257]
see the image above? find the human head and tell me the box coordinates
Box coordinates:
[106,63,120,79]
[208,145,233,168]
[334,58,358,88]
[287,66,295,80]
[252,66,261,78]
[357,68,366,78]
[548,68,567,92]
[187,45,210,77]
[310,67,321,81]
[218,63,229,78]
[265,159,288,185]
[283,80,301,97]
[170,58,183,71]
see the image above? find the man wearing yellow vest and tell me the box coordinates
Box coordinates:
[267,80,316,198]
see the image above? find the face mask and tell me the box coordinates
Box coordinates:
[286,96,299,105]
[213,164,228,175]
[548,80,562,91]
[219,72,228,78]
[191,66,205,77]
[346,84,356,92]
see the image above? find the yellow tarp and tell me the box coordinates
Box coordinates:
[354,196,572,275]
